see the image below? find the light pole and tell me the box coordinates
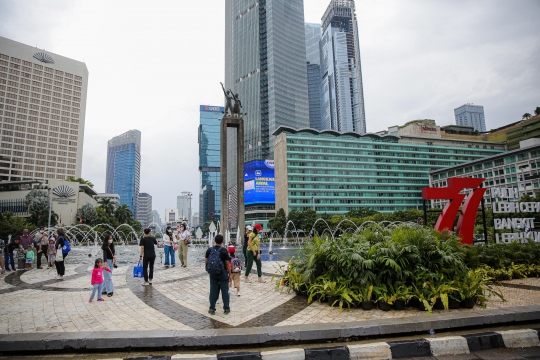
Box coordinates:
[47,185,52,230]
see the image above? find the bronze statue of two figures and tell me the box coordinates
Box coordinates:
[221,82,244,117]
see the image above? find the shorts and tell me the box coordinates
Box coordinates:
[229,272,240,289]
[26,258,33,264]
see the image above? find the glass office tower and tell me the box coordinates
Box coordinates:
[305,23,323,131]
[198,105,223,225]
[454,104,486,132]
[320,0,366,134]
[106,130,141,219]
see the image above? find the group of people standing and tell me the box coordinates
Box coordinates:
[162,224,191,268]
[1,227,70,280]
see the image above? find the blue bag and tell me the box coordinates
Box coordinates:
[61,237,71,255]
[133,261,143,278]
[206,247,224,275]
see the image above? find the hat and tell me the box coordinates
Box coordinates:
[39,226,44,229]
[254,224,263,231]
[246,225,253,231]
[23,229,28,233]
[227,246,235,254]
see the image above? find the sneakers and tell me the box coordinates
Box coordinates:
[208,309,216,315]
[142,282,150,286]
[237,291,241,296]
[258,277,266,283]
[97,298,105,302]
[224,309,230,315]
[88,299,93,303]
[149,279,153,285]
[244,277,252,283]
[107,292,113,297]
[182,265,187,268]
[171,265,175,268]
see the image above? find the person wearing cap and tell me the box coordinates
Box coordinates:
[19,229,33,250]
[35,226,48,269]
[245,224,264,283]
[243,226,252,266]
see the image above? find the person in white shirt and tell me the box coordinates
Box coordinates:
[177,223,191,267]
[162,226,177,268]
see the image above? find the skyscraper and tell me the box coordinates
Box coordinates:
[224,0,310,163]
[198,105,223,226]
[177,192,191,222]
[137,192,152,226]
[320,0,366,133]
[305,23,323,130]
[454,104,486,132]
[0,36,88,182]
[106,130,141,219]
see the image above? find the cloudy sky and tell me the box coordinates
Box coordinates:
[1,0,539,220]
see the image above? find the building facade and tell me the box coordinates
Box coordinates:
[0,36,88,182]
[151,210,163,229]
[224,0,310,165]
[320,0,366,134]
[94,193,120,204]
[506,115,540,150]
[137,192,152,226]
[454,104,486,132]
[192,212,199,228]
[164,208,179,224]
[273,127,506,214]
[428,142,540,209]
[105,130,141,219]
[177,193,191,222]
[305,23,323,131]
[198,105,223,226]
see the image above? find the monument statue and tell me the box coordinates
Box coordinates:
[220,82,244,117]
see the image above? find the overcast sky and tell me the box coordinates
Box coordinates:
[1,0,539,220]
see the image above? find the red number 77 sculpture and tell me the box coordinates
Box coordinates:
[422,177,486,245]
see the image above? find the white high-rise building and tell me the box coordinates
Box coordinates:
[137,192,152,226]
[454,104,486,132]
[320,0,366,133]
[0,36,89,181]
[177,193,191,222]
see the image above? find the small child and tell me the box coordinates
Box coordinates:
[89,258,110,303]
[228,246,242,296]
[47,236,56,268]
[14,238,26,271]
[25,244,35,270]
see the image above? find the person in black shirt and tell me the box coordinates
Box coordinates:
[139,228,158,286]
[243,225,252,265]
[205,234,231,315]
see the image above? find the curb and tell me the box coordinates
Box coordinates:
[162,329,540,360]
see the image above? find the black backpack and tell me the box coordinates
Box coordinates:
[206,247,224,275]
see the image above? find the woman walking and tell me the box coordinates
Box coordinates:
[177,223,190,267]
[55,228,68,280]
[245,224,264,283]
[102,233,116,297]
[163,226,176,268]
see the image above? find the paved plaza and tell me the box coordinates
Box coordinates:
[1,260,540,336]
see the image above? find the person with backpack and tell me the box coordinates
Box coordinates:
[55,228,70,280]
[227,246,242,296]
[205,234,231,315]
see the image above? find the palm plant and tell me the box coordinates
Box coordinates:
[115,204,133,223]
[523,113,532,120]
[98,197,116,216]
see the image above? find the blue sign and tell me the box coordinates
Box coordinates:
[200,105,224,113]
[244,160,275,206]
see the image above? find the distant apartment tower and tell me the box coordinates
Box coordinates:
[454,104,486,132]
[151,210,162,228]
[106,130,141,219]
[198,105,223,226]
[320,0,366,133]
[177,193,191,222]
[192,212,200,228]
[305,23,323,130]
[0,36,88,182]
[224,0,310,164]
[137,192,152,226]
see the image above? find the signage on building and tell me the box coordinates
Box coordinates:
[51,185,77,204]
[200,105,225,113]
[422,177,486,245]
[244,160,275,206]
[33,52,55,64]
[420,125,438,132]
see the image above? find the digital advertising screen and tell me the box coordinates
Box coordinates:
[244,160,275,206]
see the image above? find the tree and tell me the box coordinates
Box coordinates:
[522,113,532,120]
[66,176,94,188]
[535,107,540,117]
[98,197,116,216]
[268,208,287,235]
[346,208,378,219]
[24,189,58,227]
[115,204,133,224]
[0,212,34,240]
[76,204,97,225]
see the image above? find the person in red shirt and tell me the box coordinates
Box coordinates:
[89,258,110,302]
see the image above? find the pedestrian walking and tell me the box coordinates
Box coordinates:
[89,258,109,302]
[35,226,48,269]
[243,226,251,265]
[162,226,176,268]
[0,238,5,275]
[4,238,16,272]
[177,223,190,267]
[139,228,158,286]
[25,244,35,270]
[47,236,56,268]
[14,238,26,271]
[55,228,69,280]
[228,245,242,296]
[205,234,231,315]
[102,233,116,297]
[19,229,33,250]
[245,224,264,283]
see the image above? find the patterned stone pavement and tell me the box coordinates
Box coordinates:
[1,260,540,335]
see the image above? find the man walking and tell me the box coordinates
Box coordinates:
[205,234,231,315]
[139,228,157,286]
[35,227,48,269]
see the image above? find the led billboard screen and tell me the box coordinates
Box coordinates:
[244,160,275,206]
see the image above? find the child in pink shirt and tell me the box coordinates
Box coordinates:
[89,258,110,302]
